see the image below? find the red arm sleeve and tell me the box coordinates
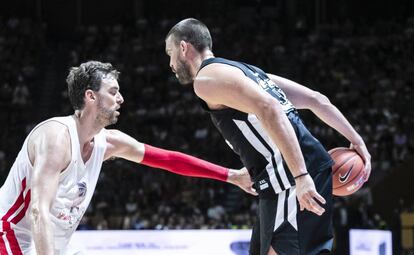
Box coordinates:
[140,144,229,182]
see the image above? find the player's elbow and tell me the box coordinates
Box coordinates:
[30,203,41,225]
[308,91,332,109]
[257,99,285,123]
[30,201,49,226]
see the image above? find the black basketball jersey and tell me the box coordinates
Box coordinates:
[198,57,333,195]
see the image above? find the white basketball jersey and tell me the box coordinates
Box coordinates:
[0,116,107,254]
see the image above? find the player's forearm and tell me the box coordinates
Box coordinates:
[259,104,308,176]
[140,144,229,181]
[31,207,55,255]
[309,94,364,145]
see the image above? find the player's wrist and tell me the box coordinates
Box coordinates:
[225,169,235,183]
[350,135,364,147]
[294,172,309,180]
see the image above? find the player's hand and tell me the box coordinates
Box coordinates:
[295,174,325,216]
[227,168,258,196]
[350,142,371,182]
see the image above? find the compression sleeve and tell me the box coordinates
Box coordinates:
[140,144,229,182]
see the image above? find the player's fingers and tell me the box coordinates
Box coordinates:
[363,162,371,181]
[300,196,311,212]
[243,187,253,195]
[249,187,258,196]
[297,194,305,211]
[299,201,305,211]
[302,193,324,215]
[297,196,306,211]
[302,193,313,204]
[364,162,369,171]
[307,198,325,216]
[300,192,312,204]
[311,190,326,205]
[363,168,371,182]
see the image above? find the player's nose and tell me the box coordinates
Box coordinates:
[117,93,124,105]
[170,63,176,73]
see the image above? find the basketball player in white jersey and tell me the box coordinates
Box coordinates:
[0,61,257,255]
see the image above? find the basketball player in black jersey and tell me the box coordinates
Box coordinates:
[165,18,371,255]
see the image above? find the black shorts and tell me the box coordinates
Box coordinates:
[249,168,333,255]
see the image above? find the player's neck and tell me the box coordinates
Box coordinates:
[191,49,214,76]
[201,50,214,61]
[73,111,103,145]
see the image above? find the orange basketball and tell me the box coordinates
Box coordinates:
[328,147,365,196]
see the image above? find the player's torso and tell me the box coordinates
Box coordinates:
[198,58,333,195]
[0,116,107,253]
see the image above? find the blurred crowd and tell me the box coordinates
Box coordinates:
[0,9,413,254]
[0,17,47,175]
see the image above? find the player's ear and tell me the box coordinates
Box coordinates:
[85,89,96,104]
[180,40,188,56]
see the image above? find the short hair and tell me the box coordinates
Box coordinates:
[166,18,212,52]
[66,61,119,110]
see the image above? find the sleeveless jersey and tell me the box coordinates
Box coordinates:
[0,116,107,254]
[198,58,333,196]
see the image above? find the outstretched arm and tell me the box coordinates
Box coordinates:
[104,129,257,195]
[267,73,371,180]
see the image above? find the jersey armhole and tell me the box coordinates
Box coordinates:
[25,120,72,172]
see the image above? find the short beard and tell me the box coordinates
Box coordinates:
[175,58,193,85]
[96,97,118,127]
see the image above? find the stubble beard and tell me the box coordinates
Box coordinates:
[176,58,193,85]
[96,98,118,127]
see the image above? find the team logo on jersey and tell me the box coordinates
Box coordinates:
[68,182,87,208]
[255,76,295,113]
[77,181,87,197]
[256,76,276,90]
[55,181,88,229]
[57,207,85,228]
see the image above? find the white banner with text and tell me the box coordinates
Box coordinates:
[349,229,392,255]
[70,229,252,255]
